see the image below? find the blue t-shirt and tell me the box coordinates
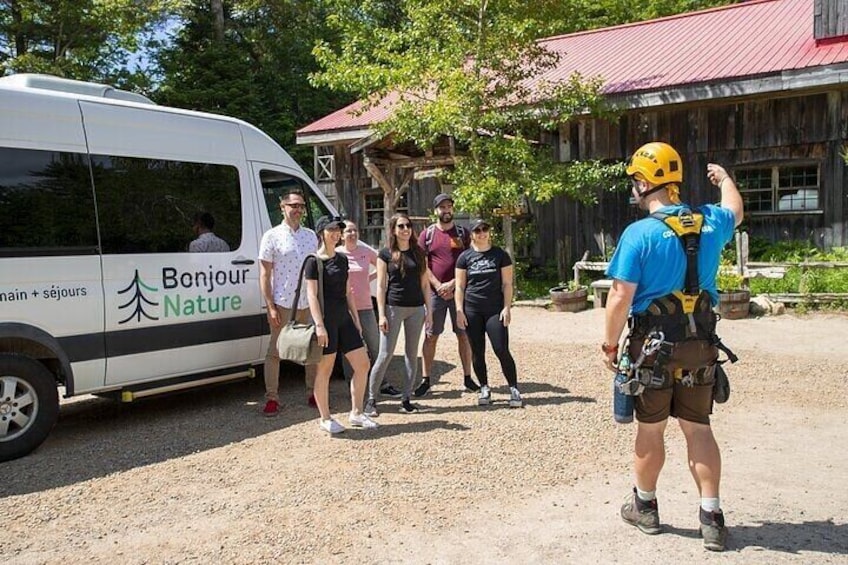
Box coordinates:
[606,204,736,314]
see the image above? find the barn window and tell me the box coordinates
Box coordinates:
[316,145,335,182]
[735,164,820,215]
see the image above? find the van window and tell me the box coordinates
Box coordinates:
[0,147,98,257]
[259,169,329,229]
[91,155,242,254]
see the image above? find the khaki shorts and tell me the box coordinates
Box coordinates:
[635,378,715,425]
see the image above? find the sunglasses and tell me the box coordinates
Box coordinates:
[396,223,412,229]
[472,226,490,233]
[284,202,306,209]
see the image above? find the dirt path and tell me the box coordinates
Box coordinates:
[2,308,847,564]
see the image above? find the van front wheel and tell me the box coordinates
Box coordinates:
[0,354,59,462]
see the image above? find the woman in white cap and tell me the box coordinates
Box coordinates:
[455,218,521,407]
[305,215,378,434]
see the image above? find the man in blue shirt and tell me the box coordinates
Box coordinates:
[603,142,743,552]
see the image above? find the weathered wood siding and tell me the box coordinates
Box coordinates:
[535,89,848,267]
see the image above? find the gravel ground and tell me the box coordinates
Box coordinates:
[2,307,847,564]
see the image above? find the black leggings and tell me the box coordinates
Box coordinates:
[465,309,517,388]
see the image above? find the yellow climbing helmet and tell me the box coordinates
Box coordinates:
[626,142,683,185]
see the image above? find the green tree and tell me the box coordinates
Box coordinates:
[312,0,624,235]
[154,1,352,166]
[0,0,179,88]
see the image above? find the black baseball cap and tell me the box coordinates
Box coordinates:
[469,218,491,231]
[315,215,345,233]
[433,193,454,208]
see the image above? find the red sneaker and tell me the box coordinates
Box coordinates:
[262,399,280,417]
[307,393,318,408]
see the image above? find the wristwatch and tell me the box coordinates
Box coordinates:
[601,342,619,354]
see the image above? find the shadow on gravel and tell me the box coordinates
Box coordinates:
[0,365,321,498]
[728,519,847,554]
[662,520,847,554]
[341,420,470,440]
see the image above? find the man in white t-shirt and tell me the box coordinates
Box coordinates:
[258,190,318,417]
[189,212,230,253]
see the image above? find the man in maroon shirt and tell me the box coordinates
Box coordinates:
[414,193,480,396]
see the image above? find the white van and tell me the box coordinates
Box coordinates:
[0,74,339,462]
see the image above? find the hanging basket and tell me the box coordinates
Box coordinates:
[718,289,751,320]
[549,286,589,313]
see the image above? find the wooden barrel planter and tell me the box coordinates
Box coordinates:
[549,286,588,312]
[718,289,751,320]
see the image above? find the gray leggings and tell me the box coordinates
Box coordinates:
[368,304,425,402]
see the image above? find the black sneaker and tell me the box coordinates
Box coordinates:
[380,384,402,398]
[463,375,481,392]
[413,379,431,397]
[699,508,728,551]
[620,488,662,535]
[399,400,420,413]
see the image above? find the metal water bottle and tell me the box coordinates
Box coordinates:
[613,352,635,424]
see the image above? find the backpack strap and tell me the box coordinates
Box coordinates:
[423,224,436,253]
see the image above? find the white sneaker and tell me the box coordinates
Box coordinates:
[349,412,379,429]
[508,387,523,408]
[319,418,346,434]
[478,385,491,406]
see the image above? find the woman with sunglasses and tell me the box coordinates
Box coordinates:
[455,219,522,407]
[305,216,378,434]
[365,213,432,416]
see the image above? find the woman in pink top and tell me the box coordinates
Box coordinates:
[336,221,401,398]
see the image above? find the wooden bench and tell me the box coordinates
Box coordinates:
[590,279,613,308]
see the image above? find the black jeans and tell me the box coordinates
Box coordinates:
[465,309,517,388]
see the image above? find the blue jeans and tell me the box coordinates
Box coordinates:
[368,305,425,402]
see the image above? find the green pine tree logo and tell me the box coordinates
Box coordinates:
[117,269,159,324]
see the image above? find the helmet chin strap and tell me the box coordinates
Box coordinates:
[637,182,671,200]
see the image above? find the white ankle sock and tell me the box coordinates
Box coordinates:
[636,487,656,501]
[701,497,721,512]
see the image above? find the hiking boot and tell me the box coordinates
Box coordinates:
[319,418,345,434]
[699,508,728,552]
[508,387,523,408]
[478,385,491,406]
[364,398,379,418]
[399,399,420,414]
[380,384,403,398]
[413,379,431,397]
[620,488,662,535]
[464,375,481,392]
[349,412,379,429]
[262,399,280,417]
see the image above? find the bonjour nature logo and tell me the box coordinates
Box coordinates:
[117,269,159,324]
[116,266,249,325]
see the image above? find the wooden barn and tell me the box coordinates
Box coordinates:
[296,0,848,269]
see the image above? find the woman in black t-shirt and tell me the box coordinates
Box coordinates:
[305,216,378,434]
[365,213,432,416]
[455,218,521,408]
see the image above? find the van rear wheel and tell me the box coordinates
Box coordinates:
[0,354,59,462]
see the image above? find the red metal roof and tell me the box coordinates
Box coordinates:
[298,0,848,137]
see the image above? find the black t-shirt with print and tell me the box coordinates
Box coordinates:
[305,253,349,309]
[378,247,424,307]
[456,246,513,311]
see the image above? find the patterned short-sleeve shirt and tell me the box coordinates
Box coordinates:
[259,223,318,309]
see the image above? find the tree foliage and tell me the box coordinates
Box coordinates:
[312,0,636,215]
[154,0,352,165]
[0,0,178,88]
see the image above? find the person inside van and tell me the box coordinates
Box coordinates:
[305,216,377,434]
[258,190,319,417]
[189,212,230,252]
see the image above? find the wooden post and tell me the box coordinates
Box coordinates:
[736,231,749,288]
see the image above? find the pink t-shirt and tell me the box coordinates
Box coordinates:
[336,243,377,311]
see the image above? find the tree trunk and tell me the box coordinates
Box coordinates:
[211,0,225,41]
